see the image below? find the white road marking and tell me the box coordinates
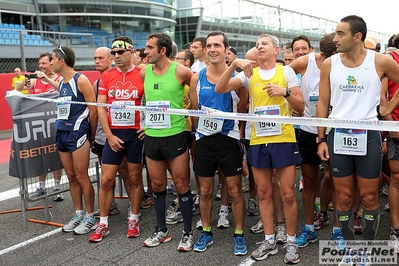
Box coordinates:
[238,256,256,266]
[0,228,62,255]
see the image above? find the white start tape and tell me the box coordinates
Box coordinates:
[6,90,399,132]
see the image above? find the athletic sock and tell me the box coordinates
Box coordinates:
[178,189,193,232]
[361,207,380,240]
[153,190,168,232]
[336,209,355,240]
[99,216,108,227]
[54,180,60,190]
[265,234,275,244]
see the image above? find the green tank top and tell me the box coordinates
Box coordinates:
[144,61,185,137]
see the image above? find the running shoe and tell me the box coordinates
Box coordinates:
[234,234,247,255]
[314,212,330,230]
[127,219,140,238]
[109,202,120,216]
[284,241,300,264]
[194,194,200,208]
[275,223,287,244]
[242,179,249,193]
[74,216,97,235]
[166,207,183,225]
[89,223,110,242]
[354,214,362,234]
[62,214,83,232]
[389,233,399,253]
[215,184,221,201]
[250,219,264,234]
[140,193,154,209]
[296,226,317,247]
[331,229,346,251]
[32,188,46,197]
[217,210,230,228]
[143,227,171,247]
[251,240,278,261]
[177,230,194,252]
[247,198,259,216]
[52,189,64,202]
[298,176,304,192]
[193,232,213,252]
[196,219,203,230]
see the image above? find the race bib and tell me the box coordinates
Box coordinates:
[110,101,135,126]
[57,96,71,120]
[334,128,367,156]
[146,101,171,128]
[254,105,281,136]
[197,107,224,136]
[308,92,319,117]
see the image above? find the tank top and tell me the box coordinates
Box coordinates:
[55,73,89,131]
[249,65,296,145]
[388,51,399,121]
[196,67,240,139]
[300,53,320,134]
[32,74,61,94]
[98,66,145,130]
[329,51,381,120]
[144,62,185,137]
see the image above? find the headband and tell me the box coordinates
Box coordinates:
[111,40,134,50]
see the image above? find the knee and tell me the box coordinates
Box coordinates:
[257,187,272,201]
[129,175,143,188]
[101,175,115,190]
[281,190,295,205]
[360,193,378,209]
[335,191,353,206]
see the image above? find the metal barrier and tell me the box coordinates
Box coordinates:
[18,158,101,229]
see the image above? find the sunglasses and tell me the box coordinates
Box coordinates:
[111,49,130,56]
[57,45,69,60]
[175,57,188,61]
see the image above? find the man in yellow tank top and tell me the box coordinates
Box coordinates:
[215,34,304,264]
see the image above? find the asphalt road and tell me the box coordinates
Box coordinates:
[0,130,395,266]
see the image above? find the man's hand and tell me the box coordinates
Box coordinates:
[108,135,124,152]
[317,142,329,161]
[137,128,146,141]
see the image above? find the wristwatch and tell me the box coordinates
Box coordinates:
[316,137,326,144]
[284,88,292,98]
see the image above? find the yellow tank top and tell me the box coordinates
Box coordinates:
[249,65,296,145]
[183,84,191,131]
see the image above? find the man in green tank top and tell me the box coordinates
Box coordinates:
[139,33,194,252]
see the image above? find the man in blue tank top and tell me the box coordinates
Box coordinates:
[52,45,98,235]
[190,30,248,256]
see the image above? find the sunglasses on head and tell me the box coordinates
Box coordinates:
[111,49,130,56]
[57,45,69,60]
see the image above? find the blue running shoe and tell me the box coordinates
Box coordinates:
[331,229,346,251]
[296,226,317,247]
[193,232,213,252]
[234,234,247,256]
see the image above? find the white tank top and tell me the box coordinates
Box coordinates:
[329,50,381,120]
[300,53,320,134]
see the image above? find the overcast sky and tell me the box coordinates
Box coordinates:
[274,0,398,37]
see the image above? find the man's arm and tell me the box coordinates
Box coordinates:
[15,77,34,91]
[316,58,332,161]
[78,75,98,142]
[377,54,399,116]
[288,55,308,76]
[37,72,60,90]
[215,59,251,94]
[176,64,193,87]
[189,73,199,129]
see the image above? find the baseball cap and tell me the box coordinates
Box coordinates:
[229,47,237,55]
[365,36,381,52]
